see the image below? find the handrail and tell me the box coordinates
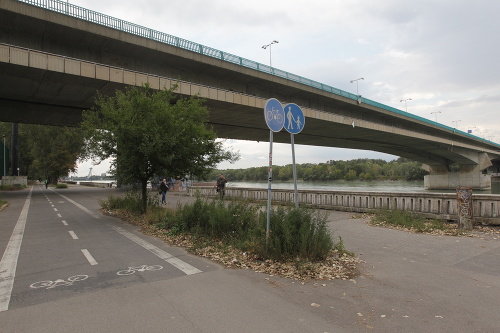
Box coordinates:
[12,0,500,146]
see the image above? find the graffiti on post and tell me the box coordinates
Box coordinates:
[456,187,473,230]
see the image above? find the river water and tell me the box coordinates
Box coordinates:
[227,180,500,195]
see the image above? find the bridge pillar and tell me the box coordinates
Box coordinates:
[423,152,492,190]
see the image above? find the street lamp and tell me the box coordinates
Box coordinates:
[400,98,412,112]
[431,111,441,122]
[2,134,5,177]
[262,40,279,67]
[452,120,461,130]
[350,77,364,95]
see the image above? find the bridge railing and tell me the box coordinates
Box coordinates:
[13,0,499,146]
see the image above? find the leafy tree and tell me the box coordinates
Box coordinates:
[80,84,238,213]
[0,122,84,181]
[25,125,84,182]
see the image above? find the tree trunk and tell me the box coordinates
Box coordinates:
[141,180,148,214]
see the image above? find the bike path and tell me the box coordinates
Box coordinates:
[1,185,216,312]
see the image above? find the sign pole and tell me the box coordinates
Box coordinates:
[290,133,299,209]
[263,98,284,249]
[266,130,273,247]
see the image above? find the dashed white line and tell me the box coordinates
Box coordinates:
[68,231,79,240]
[54,208,58,212]
[61,220,68,226]
[81,249,98,265]
[57,213,62,218]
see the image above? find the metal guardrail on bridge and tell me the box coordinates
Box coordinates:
[14,0,498,147]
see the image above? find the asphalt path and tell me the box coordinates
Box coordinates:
[0,185,499,332]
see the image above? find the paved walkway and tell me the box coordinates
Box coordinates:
[167,191,500,332]
[2,187,499,332]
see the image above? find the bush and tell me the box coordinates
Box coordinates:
[254,206,334,261]
[100,190,145,215]
[55,183,68,188]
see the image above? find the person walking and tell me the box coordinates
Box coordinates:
[159,178,169,205]
[216,174,227,199]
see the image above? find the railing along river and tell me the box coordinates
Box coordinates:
[188,186,500,225]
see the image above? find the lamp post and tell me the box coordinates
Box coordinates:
[262,40,279,67]
[350,77,364,95]
[400,98,412,112]
[431,111,441,122]
[2,134,5,177]
[452,120,461,130]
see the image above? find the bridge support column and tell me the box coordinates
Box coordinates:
[423,164,491,190]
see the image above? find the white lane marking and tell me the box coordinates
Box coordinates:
[110,225,202,275]
[0,187,33,312]
[54,208,58,212]
[81,249,98,265]
[61,220,68,226]
[57,213,62,218]
[56,193,100,219]
[68,231,79,240]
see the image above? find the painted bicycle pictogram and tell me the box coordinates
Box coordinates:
[116,265,163,276]
[30,275,89,289]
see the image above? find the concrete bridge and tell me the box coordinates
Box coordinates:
[1,0,500,190]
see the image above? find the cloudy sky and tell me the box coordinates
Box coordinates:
[70,0,500,176]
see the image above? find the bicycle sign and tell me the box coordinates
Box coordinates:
[30,275,89,289]
[264,98,285,132]
[116,264,163,276]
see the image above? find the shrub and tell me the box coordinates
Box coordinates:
[55,183,68,189]
[254,206,334,261]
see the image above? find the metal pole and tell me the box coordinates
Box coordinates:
[291,133,299,209]
[3,134,5,177]
[266,130,273,248]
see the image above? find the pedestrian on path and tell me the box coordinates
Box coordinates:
[159,178,169,205]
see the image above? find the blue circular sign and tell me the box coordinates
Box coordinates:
[283,103,305,134]
[264,98,285,132]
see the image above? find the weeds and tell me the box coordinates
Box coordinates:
[370,208,463,235]
[101,192,347,264]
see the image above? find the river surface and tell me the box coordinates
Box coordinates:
[77,179,500,194]
[227,180,500,195]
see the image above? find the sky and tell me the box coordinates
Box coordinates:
[70,0,500,176]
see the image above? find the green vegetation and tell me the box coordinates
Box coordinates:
[81,84,238,213]
[369,208,463,235]
[0,199,7,206]
[210,157,428,182]
[0,184,25,191]
[101,193,348,263]
[0,122,84,183]
[55,183,68,189]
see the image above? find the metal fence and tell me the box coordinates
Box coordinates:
[13,0,498,146]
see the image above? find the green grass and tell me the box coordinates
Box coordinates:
[370,208,460,234]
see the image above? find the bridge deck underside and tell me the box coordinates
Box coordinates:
[0,60,486,167]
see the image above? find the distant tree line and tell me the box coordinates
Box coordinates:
[210,158,429,182]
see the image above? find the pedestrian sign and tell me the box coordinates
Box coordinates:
[283,103,305,134]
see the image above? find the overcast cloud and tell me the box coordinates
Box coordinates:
[71,0,500,175]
